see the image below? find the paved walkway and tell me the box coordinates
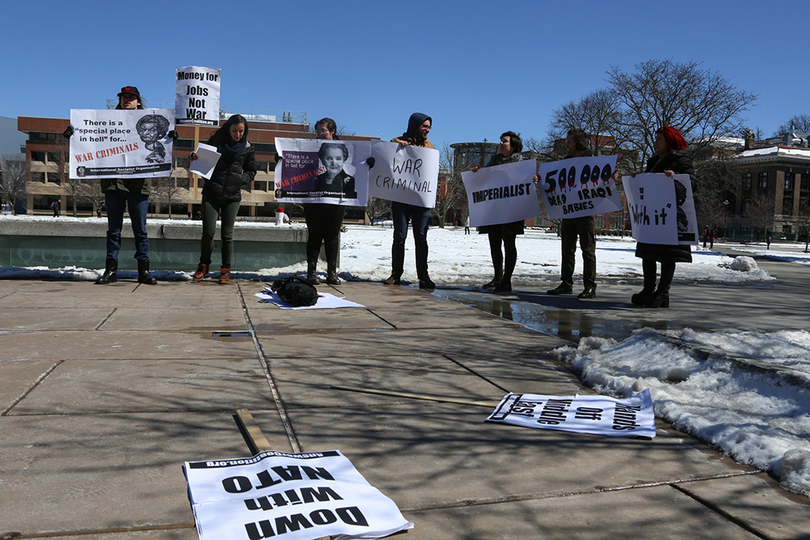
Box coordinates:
[1,267,808,539]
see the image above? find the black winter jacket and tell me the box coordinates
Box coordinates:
[203,141,256,202]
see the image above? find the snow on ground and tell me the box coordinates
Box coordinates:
[1,215,808,496]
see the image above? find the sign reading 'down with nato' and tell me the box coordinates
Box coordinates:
[537,155,621,219]
[368,142,439,207]
[175,66,221,126]
[274,138,371,205]
[623,173,698,245]
[183,450,413,540]
[487,389,656,439]
[461,160,540,227]
[69,109,174,179]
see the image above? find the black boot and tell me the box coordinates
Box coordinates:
[644,288,670,308]
[306,261,320,285]
[326,261,341,285]
[631,288,655,306]
[482,268,503,290]
[138,260,157,285]
[96,259,118,284]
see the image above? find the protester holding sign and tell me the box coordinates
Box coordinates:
[190,115,256,285]
[631,125,697,308]
[304,118,347,285]
[90,86,157,285]
[471,131,524,292]
[384,112,436,290]
[546,129,598,299]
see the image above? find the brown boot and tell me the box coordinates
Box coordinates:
[218,267,230,285]
[193,263,208,281]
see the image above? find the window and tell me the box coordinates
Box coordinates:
[785,172,795,191]
[743,172,752,189]
[801,173,810,191]
[758,171,769,189]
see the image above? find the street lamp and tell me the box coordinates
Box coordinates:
[723,200,730,240]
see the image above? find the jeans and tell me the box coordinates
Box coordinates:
[391,201,430,279]
[104,190,149,262]
[200,195,240,269]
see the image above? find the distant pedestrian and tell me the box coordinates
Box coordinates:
[464,215,470,235]
[702,226,708,248]
[709,227,716,249]
[51,199,60,218]
[766,231,772,249]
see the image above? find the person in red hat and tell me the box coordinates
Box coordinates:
[95,86,157,285]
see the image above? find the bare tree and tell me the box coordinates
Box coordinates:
[774,114,810,136]
[153,176,184,218]
[364,197,391,225]
[433,143,468,228]
[743,192,776,240]
[1,154,29,214]
[607,59,758,169]
[693,158,738,229]
[549,89,623,156]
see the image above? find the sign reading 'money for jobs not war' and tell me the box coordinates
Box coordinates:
[175,66,221,126]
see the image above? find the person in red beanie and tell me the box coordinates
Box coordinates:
[631,125,697,308]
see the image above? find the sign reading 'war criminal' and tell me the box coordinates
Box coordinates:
[68,109,174,179]
[368,142,439,208]
[175,66,221,126]
[487,389,656,439]
[183,450,413,540]
[537,155,622,219]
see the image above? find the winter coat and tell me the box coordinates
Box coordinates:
[101,177,152,196]
[635,149,697,263]
[202,141,256,202]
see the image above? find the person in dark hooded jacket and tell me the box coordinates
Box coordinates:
[384,112,435,289]
[631,125,697,308]
[190,114,256,284]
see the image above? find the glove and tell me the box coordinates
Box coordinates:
[366,156,375,168]
[167,130,178,140]
[63,126,74,138]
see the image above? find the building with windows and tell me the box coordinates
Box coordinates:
[16,113,377,219]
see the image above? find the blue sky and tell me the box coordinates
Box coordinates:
[1,1,806,150]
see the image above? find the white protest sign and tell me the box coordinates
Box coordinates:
[624,173,698,245]
[275,138,371,205]
[487,389,656,439]
[537,155,621,219]
[368,141,439,208]
[183,450,414,540]
[69,109,174,179]
[175,66,221,126]
[189,143,221,180]
[461,160,540,227]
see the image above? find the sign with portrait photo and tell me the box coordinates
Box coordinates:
[68,109,175,179]
[275,138,371,205]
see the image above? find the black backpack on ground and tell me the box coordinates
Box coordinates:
[271,276,319,306]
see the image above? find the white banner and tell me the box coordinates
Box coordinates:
[623,173,698,245]
[537,155,621,219]
[487,389,656,438]
[461,160,540,228]
[275,138,371,205]
[69,109,174,179]
[175,66,221,126]
[368,141,439,208]
[184,450,413,540]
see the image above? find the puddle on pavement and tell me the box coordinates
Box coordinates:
[433,287,696,344]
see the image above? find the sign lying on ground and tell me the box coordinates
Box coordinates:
[183,450,414,540]
[487,389,656,438]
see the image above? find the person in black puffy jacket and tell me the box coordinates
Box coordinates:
[190,114,256,284]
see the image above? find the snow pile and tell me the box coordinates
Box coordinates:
[552,328,810,496]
